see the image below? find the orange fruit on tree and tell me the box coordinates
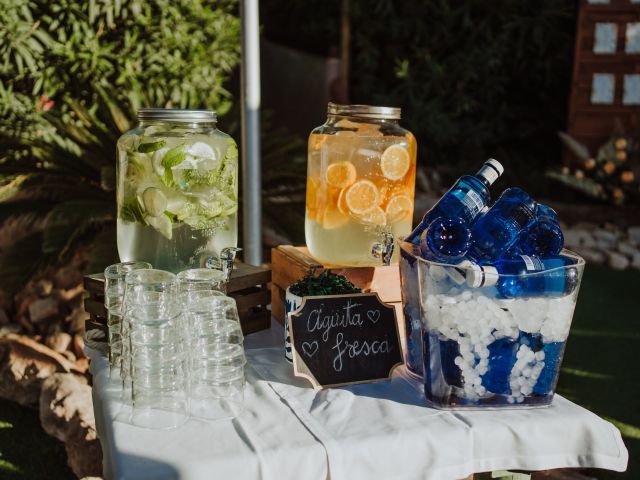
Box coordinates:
[325,161,357,189]
[380,144,410,181]
[385,194,413,224]
[345,179,380,215]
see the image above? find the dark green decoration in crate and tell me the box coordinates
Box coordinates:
[548,130,639,206]
[288,270,361,297]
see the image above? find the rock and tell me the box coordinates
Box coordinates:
[53,265,83,290]
[631,252,640,270]
[571,222,598,232]
[61,350,77,363]
[45,332,72,353]
[593,229,619,250]
[0,308,9,325]
[67,307,89,334]
[73,333,86,359]
[628,226,640,246]
[563,229,596,249]
[618,241,638,257]
[579,249,606,264]
[40,373,102,478]
[28,297,59,323]
[0,334,78,406]
[34,279,54,297]
[607,251,630,270]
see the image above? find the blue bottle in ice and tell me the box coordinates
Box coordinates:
[465,254,579,298]
[520,204,564,257]
[470,187,537,261]
[419,216,473,262]
[406,159,504,244]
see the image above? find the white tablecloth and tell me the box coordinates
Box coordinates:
[88,320,628,480]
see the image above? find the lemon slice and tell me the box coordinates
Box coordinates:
[321,205,349,230]
[145,214,172,240]
[385,194,413,223]
[325,161,357,189]
[352,206,386,226]
[345,179,379,214]
[380,145,410,181]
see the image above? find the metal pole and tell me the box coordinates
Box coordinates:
[240,0,262,265]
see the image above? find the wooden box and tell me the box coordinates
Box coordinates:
[83,263,272,337]
[270,246,404,331]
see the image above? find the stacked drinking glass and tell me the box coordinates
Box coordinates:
[179,270,246,420]
[102,263,246,429]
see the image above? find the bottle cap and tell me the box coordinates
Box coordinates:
[466,263,499,288]
[476,158,504,186]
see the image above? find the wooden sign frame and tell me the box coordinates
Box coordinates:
[288,292,403,389]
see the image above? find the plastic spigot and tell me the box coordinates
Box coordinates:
[371,232,395,266]
[206,247,242,281]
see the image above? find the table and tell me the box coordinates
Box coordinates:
[88,320,628,480]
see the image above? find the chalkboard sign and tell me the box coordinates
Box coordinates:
[288,293,403,389]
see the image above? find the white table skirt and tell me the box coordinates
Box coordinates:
[88,320,628,480]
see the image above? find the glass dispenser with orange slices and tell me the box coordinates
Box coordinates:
[305,103,417,266]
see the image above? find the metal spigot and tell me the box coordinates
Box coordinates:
[205,247,242,282]
[371,232,395,266]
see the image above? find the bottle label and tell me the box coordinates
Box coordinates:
[520,255,544,271]
[452,189,484,215]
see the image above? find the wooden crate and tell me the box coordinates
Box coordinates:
[83,263,272,337]
[270,246,404,330]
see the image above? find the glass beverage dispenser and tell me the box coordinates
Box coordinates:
[116,108,238,272]
[305,103,417,266]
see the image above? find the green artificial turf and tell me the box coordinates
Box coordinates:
[0,399,73,480]
[557,264,640,479]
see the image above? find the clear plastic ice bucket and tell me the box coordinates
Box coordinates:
[398,239,585,408]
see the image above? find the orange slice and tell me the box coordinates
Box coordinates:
[345,179,379,214]
[337,187,350,214]
[385,194,413,223]
[352,206,386,226]
[380,145,410,181]
[321,205,349,230]
[325,161,357,189]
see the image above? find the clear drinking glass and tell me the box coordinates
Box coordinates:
[177,268,227,307]
[104,261,152,380]
[398,239,585,409]
[187,295,239,321]
[129,303,189,429]
[122,269,177,399]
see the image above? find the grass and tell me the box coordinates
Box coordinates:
[557,263,640,479]
[0,399,73,480]
[0,264,636,479]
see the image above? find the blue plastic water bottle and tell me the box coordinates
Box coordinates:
[470,187,537,260]
[520,204,564,256]
[419,216,473,262]
[406,159,504,244]
[465,254,579,298]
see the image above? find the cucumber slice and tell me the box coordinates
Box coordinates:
[145,213,172,240]
[186,141,216,159]
[138,139,167,153]
[152,147,169,176]
[141,187,168,217]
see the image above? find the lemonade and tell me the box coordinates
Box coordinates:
[116,109,238,272]
[305,104,417,266]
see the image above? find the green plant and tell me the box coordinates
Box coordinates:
[288,270,361,297]
[261,0,577,194]
[0,0,240,293]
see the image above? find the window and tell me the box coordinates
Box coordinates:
[625,22,640,53]
[623,74,640,104]
[594,23,618,53]
[591,74,615,104]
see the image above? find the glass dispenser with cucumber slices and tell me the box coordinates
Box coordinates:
[116,108,238,272]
